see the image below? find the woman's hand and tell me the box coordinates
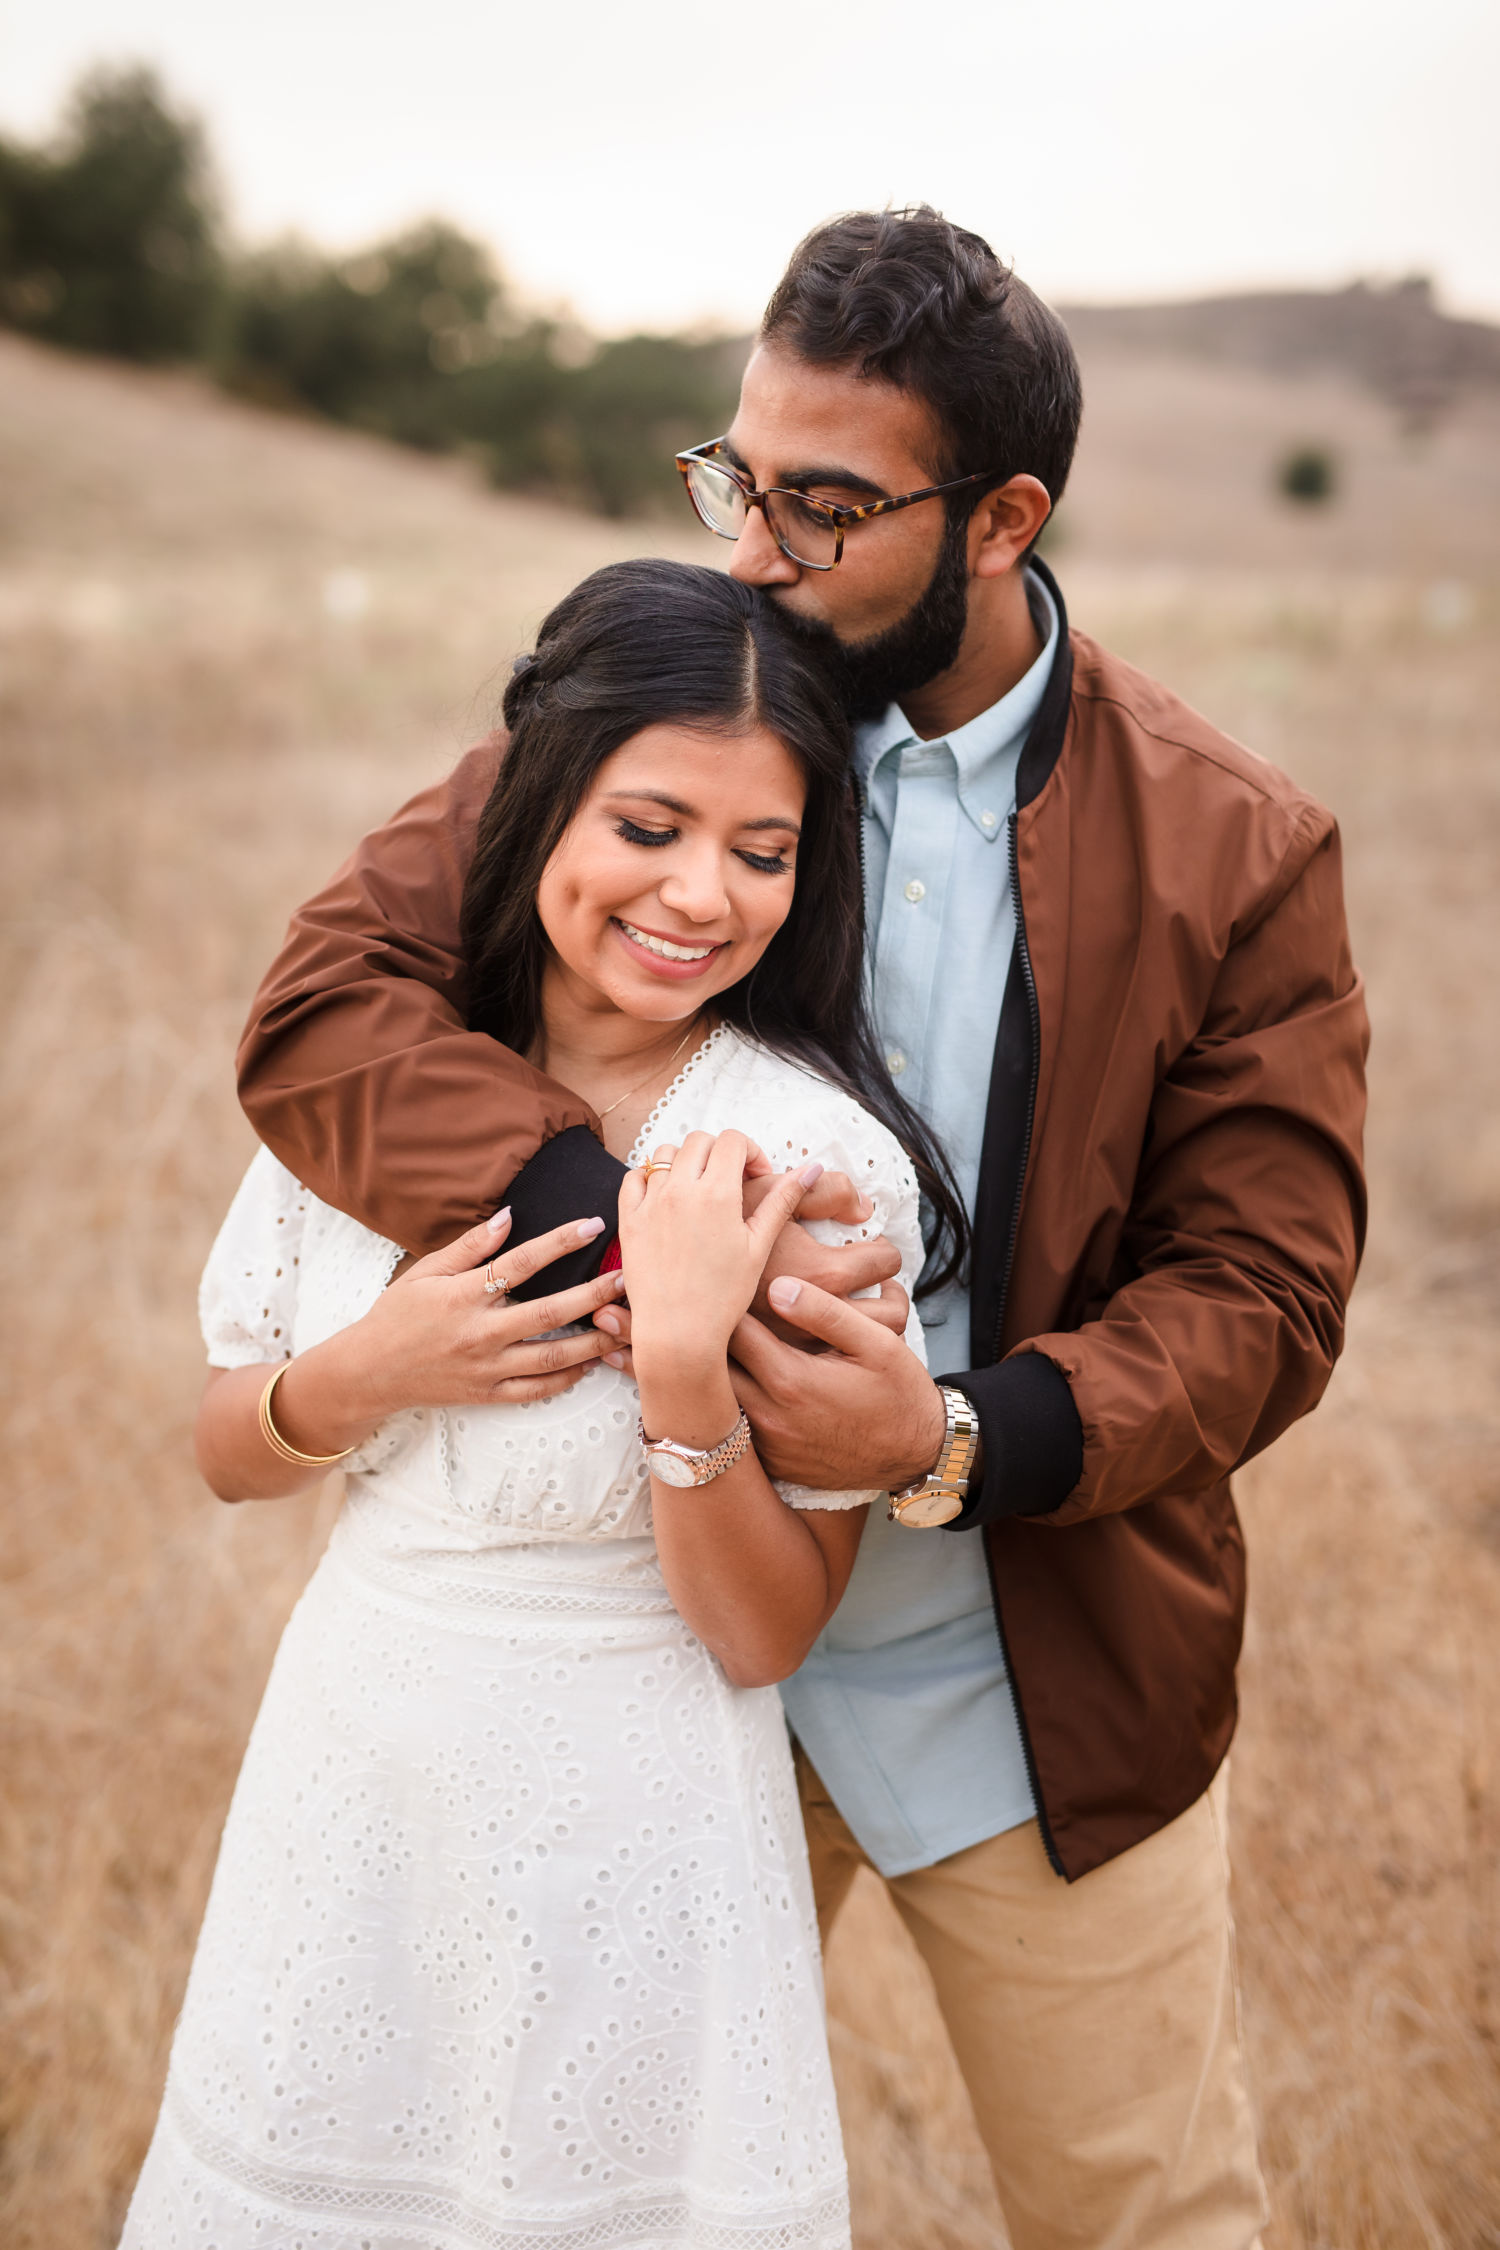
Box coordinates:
[196,1210,628,1502]
[342,1209,627,1415]
[617,1134,819,1387]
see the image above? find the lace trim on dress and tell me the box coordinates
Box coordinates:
[775,1486,876,1514]
[161,2082,852,2250]
[331,1511,679,1619]
[626,1025,734,1169]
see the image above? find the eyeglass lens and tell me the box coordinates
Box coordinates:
[685,458,837,569]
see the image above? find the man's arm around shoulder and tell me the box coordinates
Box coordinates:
[237,739,624,1279]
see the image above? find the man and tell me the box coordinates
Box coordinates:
[238,208,1368,2247]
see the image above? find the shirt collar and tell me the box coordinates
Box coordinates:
[854,570,1059,839]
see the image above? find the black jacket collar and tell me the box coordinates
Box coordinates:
[1016,557,1074,811]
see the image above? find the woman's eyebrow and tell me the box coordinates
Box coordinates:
[604,788,695,816]
[603,789,799,836]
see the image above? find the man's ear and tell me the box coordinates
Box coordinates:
[970,474,1053,579]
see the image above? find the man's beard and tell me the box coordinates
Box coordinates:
[769,509,971,725]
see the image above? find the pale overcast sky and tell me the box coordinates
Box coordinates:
[3,0,1496,334]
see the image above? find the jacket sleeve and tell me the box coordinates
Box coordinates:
[235,739,628,1281]
[950,809,1369,1526]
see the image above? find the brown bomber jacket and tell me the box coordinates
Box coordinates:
[237,565,1369,1880]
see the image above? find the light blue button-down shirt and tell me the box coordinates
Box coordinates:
[779,572,1059,1877]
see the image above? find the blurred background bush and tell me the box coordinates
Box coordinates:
[0,64,741,516]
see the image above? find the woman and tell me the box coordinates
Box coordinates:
[121,561,965,2250]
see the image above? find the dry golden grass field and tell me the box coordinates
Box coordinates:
[2,326,1499,2248]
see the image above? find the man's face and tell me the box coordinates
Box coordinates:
[721,344,972,719]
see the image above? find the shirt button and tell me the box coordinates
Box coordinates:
[903,879,926,903]
[886,1049,907,1075]
[980,810,998,830]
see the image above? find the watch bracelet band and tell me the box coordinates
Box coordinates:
[637,1408,752,1485]
[888,1385,981,1508]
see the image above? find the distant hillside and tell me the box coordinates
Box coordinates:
[1059,278,1500,426]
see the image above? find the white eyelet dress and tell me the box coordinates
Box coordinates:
[120,1028,928,2250]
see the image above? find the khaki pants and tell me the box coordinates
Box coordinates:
[796,1748,1267,2250]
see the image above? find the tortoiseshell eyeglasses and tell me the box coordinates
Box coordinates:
[675,439,1003,572]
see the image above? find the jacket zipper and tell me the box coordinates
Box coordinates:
[992,812,1040,1363]
[985,811,1066,1877]
[853,771,868,913]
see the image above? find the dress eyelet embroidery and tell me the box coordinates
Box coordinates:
[128,1030,927,2247]
[625,1023,733,1169]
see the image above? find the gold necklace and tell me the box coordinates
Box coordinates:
[595,1017,703,1121]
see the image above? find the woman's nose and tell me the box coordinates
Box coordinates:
[658,855,731,923]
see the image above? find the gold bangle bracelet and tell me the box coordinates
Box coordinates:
[257,1361,356,1468]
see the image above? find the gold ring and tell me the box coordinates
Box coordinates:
[641,1160,674,1179]
[483,1258,510,1297]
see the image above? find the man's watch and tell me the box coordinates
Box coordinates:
[886,1386,982,1528]
[638,1410,752,1489]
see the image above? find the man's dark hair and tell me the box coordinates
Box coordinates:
[761,205,1082,516]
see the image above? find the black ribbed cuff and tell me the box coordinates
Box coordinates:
[504,1124,628,1304]
[935,1352,1084,1526]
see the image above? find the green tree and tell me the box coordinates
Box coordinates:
[0,62,743,521]
[221,220,505,449]
[221,225,742,514]
[549,334,743,517]
[0,65,222,359]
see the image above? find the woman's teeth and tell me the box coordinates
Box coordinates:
[617,920,720,963]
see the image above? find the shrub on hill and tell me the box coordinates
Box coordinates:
[0,64,741,519]
[219,224,740,515]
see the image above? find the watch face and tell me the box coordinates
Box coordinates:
[646,1447,700,1489]
[895,1487,964,1529]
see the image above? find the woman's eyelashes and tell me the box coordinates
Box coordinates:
[612,818,791,876]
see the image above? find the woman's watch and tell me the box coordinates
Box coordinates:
[638,1409,752,1488]
[886,1387,982,1528]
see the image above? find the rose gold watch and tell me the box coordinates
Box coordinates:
[886,1387,981,1528]
[638,1409,752,1489]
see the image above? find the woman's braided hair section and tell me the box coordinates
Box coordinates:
[500,648,545,730]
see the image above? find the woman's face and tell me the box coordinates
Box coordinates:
[536,722,807,1026]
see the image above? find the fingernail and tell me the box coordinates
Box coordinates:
[575,1216,606,1243]
[798,1161,824,1189]
[603,1351,625,1369]
[768,1276,802,1311]
[488,1207,512,1233]
[596,1309,620,1336]
[858,1193,874,1219]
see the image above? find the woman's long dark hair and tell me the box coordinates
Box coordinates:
[460,559,968,1294]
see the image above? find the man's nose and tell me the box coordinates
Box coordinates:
[728,502,800,588]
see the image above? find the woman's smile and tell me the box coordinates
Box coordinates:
[611,916,732,976]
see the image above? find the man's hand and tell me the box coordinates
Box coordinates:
[594,1167,908,1369]
[745,1167,906,1340]
[729,1276,946,1492]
